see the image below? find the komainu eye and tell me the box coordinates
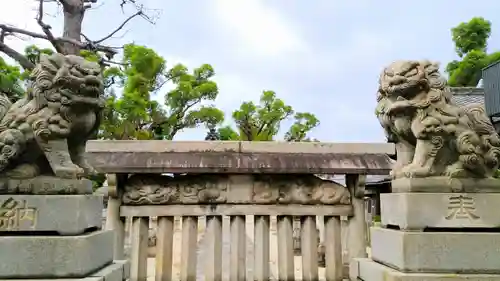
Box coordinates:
[405,68,418,77]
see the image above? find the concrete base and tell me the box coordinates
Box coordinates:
[0,260,129,281]
[381,193,500,229]
[0,195,103,235]
[350,258,500,281]
[371,227,500,273]
[0,230,114,278]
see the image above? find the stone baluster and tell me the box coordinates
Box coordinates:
[230,215,247,281]
[346,174,367,261]
[155,216,174,281]
[180,216,198,281]
[105,173,126,260]
[130,216,149,281]
[277,215,295,280]
[254,215,270,281]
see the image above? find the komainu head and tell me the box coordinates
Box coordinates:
[28,53,104,107]
[378,60,447,100]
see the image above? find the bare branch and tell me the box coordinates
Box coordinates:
[36,0,63,53]
[94,10,142,44]
[0,42,35,70]
[100,58,128,66]
[80,33,91,42]
[0,24,118,57]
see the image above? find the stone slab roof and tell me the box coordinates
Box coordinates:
[86,140,395,175]
[450,87,485,107]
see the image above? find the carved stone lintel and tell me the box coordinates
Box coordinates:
[121,174,351,206]
[0,176,93,195]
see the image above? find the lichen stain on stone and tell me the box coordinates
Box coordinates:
[87,151,393,174]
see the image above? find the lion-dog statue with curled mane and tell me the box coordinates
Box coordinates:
[0,53,104,180]
[376,60,500,179]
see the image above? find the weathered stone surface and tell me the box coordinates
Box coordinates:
[0,230,113,278]
[370,227,500,273]
[88,261,124,281]
[351,258,500,281]
[113,260,130,280]
[122,174,351,205]
[376,60,500,180]
[86,141,394,175]
[0,195,102,235]
[0,261,129,281]
[381,193,500,230]
[0,176,93,195]
[391,177,500,193]
[0,53,104,180]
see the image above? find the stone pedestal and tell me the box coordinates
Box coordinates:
[350,177,500,281]
[0,179,129,281]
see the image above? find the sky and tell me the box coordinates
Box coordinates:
[1,0,500,142]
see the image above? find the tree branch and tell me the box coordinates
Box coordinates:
[0,42,35,70]
[94,10,142,44]
[0,24,118,57]
[36,0,63,53]
[154,98,202,140]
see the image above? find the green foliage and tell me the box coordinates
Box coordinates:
[88,173,106,191]
[494,169,500,178]
[452,17,491,57]
[284,112,320,142]
[218,125,240,141]
[446,17,500,87]
[25,45,54,64]
[218,91,319,141]
[0,56,24,101]
[99,43,224,140]
[0,44,54,102]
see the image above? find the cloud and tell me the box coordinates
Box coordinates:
[0,0,57,63]
[210,0,309,59]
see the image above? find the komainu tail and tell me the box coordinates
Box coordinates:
[463,103,500,174]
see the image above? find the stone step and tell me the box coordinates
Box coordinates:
[351,258,500,281]
[0,230,114,278]
[370,227,500,274]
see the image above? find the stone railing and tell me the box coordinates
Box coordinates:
[87,140,394,281]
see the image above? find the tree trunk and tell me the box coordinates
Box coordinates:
[60,0,86,55]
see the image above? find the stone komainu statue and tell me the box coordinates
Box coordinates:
[376,60,500,179]
[0,53,104,179]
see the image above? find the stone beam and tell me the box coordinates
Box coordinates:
[86,141,395,174]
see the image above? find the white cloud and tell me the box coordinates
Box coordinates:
[210,0,309,58]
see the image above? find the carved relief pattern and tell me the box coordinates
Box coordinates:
[122,174,351,205]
